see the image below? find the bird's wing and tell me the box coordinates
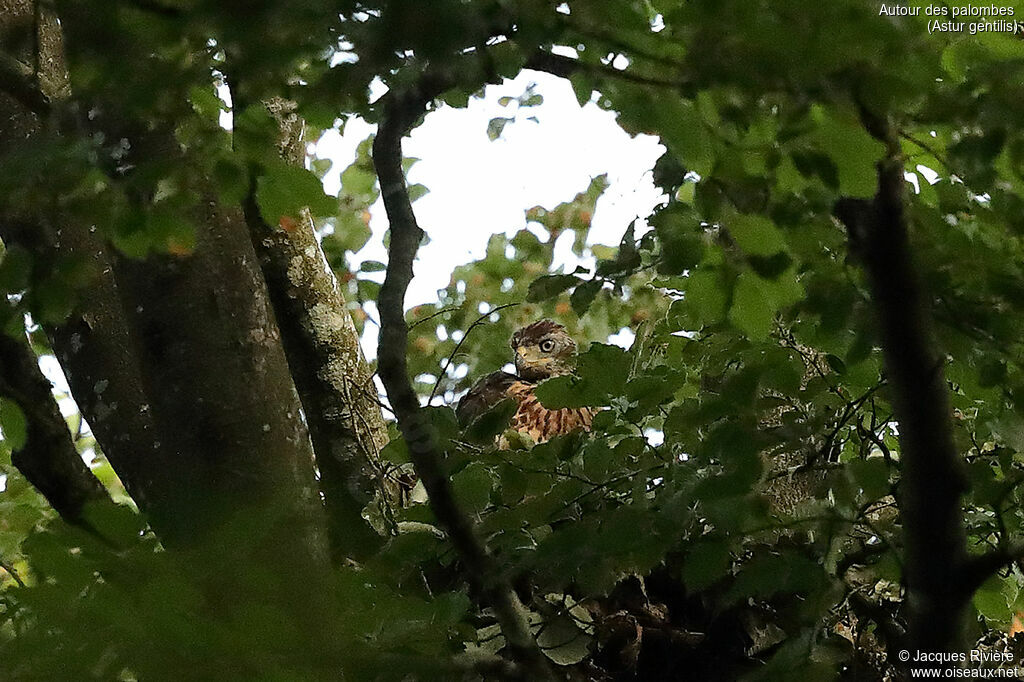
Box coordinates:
[456,371,520,426]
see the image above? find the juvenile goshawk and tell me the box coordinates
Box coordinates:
[456,319,593,444]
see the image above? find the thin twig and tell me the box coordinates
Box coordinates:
[564,21,687,70]
[408,305,458,331]
[898,130,954,176]
[429,302,519,405]
[0,560,26,588]
[524,50,686,90]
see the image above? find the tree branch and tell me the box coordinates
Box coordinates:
[835,111,969,659]
[2,0,335,639]
[0,50,50,115]
[227,88,392,562]
[0,328,114,523]
[961,541,1024,599]
[524,49,686,89]
[372,80,554,681]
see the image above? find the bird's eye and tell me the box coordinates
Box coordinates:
[539,339,555,353]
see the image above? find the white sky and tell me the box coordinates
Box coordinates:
[314,69,665,359]
[316,71,664,303]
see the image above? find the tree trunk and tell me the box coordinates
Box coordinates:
[0,327,113,523]
[239,97,392,562]
[0,0,331,613]
[836,115,970,663]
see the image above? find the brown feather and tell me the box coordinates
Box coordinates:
[505,380,593,445]
[456,371,519,426]
[458,320,593,447]
[511,319,565,347]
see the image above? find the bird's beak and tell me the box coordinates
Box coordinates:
[515,345,551,367]
[514,345,529,364]
[515,345,544,365]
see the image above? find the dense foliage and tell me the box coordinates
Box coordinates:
[2,0,1024,680]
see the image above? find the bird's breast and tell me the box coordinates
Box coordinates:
[505,381,594,444]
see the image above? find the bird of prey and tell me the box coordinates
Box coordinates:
[456,319,594,444]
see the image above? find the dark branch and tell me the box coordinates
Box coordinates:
[846,590,905,669]
[372,79,554,681]
[524,50,686,89]
[835,111,969,657]
[225,83,390,562]
[0,560,26,588]
[961,540,1024,598]
[0,329,114,523]
[0,50,51,115]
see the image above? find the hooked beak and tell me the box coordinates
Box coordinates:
[515,345,552,368]
[514,345,529,365]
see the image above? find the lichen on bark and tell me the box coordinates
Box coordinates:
[240,96,394,561]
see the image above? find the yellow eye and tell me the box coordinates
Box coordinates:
[539,339,555,353]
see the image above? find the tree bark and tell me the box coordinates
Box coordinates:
[836,114,970,664]
[373,81,555,682]
[0,0,160,510]
[238,96,392,562]
[0,327,114,523]
[0,0,331,607]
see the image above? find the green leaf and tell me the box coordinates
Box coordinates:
[0,245,32,292]
[464,397,517,442]
[575,343,631,398]
[847,458,890,502]
[487,117,512,141]
[188,84,226,120]
[340,142,378,202]
[809,106,886,198]
[569,72,595,107]
[452,462,493,516]
[256,161,337,226]
[360,260,387,273]
[655,99,713,177]
[974,577,1012,624]
[329,214,372,254]
[146,209,196,255]
[682,539,732,590]
[407,183,430,202]
[0,398,28,450]
[949,130,1006,187]
[824,354,847,375]
[527,274,580,302]
[728,271,776,340]
[311,158,333,179]
[212,158,249,206]
[729,214,786,256]
[667,268,730,330]
[570,279,602,316]
[537,615,592,666]
[651,205,704,275]
[534,375,587,410]
[727,264,803,340]
[233,104,281,163]
[728,552,823,602]
[380,437,409,465]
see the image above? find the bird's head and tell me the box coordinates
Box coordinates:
[510,319,577,381]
